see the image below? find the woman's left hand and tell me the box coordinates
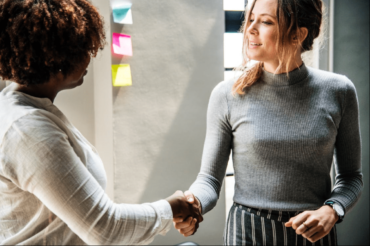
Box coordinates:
[285,205,339,243]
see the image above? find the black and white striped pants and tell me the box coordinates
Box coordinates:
[224,203,337,246]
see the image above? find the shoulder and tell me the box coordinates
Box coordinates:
[306,66,355,93]
[1,109,66,149]
[0,89,62,143]
[210,78,235,100]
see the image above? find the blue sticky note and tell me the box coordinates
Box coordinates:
[113,3,133,24]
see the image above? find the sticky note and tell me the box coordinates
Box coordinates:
[112,64,132,86]
[112,33,133,56]
[112,3,133,24]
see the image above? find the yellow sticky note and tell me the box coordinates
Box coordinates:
[112,64,132,86]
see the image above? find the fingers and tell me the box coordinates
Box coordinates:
[192,219,199,235]
[289,212,310,230]
[174,216,193,230]
[302,221,332,242]
[173,217,183,223]
[184,190,195,204]
[296,219,318,235]
[184,190,203,217]
[190,204,203,223]
[289,208,336,243]
[308,231,327,243]
[183,190,203,222]
[186,199,203,223]
[167,190,194,221]
[180,218,198,237]
[169,189,203,237]
[302,224,322,239]
[174,217,198,237]
[174,190,185,197]
[295,223,309,235]
[284,218,293,227]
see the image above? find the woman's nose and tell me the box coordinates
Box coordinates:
[247,23,258,36]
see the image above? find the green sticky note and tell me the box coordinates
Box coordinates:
[112,3,133,24]
[112,64,132,86]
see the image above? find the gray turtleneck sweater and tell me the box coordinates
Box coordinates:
[189,64,363,217]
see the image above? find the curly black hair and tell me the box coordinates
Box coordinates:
[0,0,106,85]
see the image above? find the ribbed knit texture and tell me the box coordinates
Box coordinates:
[189,64,363,217]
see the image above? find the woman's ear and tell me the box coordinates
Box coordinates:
[298,27,309,43]
[292,27,308,45]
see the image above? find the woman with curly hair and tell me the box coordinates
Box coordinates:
[0,0,201,245]
[175,0,363,245]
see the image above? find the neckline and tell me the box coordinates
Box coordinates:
[4,82,53,107]
[261,63,308,86]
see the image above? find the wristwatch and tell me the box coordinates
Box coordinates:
[324,201,344,223]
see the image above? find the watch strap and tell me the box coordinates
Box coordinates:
[324,201,344,224]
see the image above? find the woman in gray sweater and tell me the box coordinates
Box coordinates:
[174,0,363,245]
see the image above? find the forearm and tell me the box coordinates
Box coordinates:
[189,82,232,214]
[33,168,173,245]
[189,173,222,214]
[328,78,363,215]
[326,173,363,214]
[84,200,172,245]
[3,116,173,245]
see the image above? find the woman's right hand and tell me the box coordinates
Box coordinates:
[172,190,202,237]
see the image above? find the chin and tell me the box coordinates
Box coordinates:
[66,79,83,90]
[247,54,262,62]
[247,51,259,61]
[247,52,269,63]
[77,78,84,86]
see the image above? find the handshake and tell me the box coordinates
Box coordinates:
[165,190,203,237]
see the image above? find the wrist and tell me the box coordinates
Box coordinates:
[324,201,344,223]
[323,205,339,222]
[165,193,182,217]
[194,196,202,213]
[164,197,175,216]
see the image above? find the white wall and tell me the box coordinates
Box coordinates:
[110,0,225,244]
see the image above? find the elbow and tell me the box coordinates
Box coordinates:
[335,171,363,186]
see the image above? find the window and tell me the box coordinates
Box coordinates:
[224,33,243,69]
[224,0,245,11]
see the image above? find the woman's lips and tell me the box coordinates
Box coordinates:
[249,43,262,49]
[248,40,262,49]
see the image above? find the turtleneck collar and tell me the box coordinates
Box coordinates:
[261,63,308,86]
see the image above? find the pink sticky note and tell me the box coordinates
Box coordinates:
[112,33,133,56]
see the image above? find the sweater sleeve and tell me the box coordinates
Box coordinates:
[189,82,233,214]
[325,77,363,215]
[1,113,172,245]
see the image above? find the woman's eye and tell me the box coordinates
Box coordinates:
[250,19,254,22]
[262,21,272,25]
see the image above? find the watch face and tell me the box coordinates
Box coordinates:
[333,203,344,217]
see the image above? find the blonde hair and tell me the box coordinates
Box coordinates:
[233,0,323,95]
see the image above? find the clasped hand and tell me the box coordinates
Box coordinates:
[166,190,202,237]
[285,205,339,243]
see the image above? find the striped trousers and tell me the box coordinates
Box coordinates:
[224,203,337,246]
